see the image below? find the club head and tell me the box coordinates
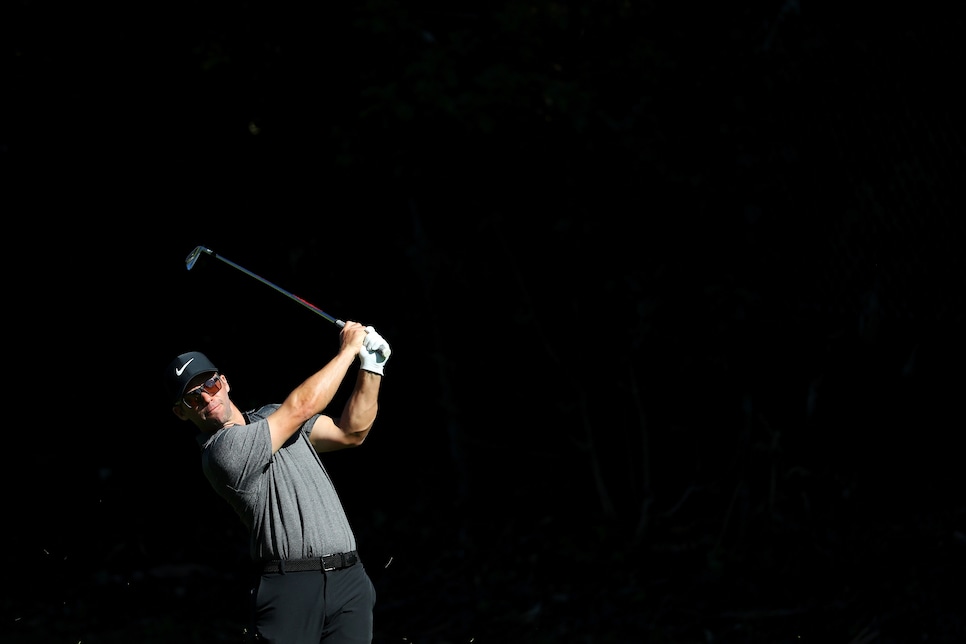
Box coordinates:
[185,246,211,271]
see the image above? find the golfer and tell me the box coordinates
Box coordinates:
[164,321,390,643]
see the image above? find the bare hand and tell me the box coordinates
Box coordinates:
[339,321,368,354]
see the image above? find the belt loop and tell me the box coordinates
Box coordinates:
[279,560,285,575]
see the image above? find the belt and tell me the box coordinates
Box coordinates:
[261,551,359,574]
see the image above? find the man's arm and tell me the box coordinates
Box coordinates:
[309,369,382,452]
[265,322,368,453]
[310,325,390,452]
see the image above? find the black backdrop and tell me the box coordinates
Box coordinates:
[5,2,965,642]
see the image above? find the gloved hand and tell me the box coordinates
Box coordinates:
[359,326,391,375]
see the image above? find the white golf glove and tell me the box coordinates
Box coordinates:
[359,326,391,375]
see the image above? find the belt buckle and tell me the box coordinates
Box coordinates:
[322,554,339,572]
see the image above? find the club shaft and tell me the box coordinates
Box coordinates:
[197,247,344,326]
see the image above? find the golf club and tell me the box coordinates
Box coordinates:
[185,245,345,327]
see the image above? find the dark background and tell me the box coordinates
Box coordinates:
[4,2,965,642]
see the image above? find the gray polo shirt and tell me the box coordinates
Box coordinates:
[198,404,356,561]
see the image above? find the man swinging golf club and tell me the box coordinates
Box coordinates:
[164,318,391,643]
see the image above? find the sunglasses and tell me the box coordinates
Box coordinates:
[182,373,223,409]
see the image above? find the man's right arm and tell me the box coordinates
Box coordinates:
[265,321,368,453]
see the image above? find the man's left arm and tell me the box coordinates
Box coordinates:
[309,327,390,452]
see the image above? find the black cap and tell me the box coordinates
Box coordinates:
[164,351,219,405]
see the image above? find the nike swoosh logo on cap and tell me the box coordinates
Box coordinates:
[175,358,195,376]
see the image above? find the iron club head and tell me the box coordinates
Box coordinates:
[185,246,212,271]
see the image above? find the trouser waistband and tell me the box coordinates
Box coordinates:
[261,551,359,574]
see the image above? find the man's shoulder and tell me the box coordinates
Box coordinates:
[244,403,281,423]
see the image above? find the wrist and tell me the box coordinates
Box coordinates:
[360,363,385,376]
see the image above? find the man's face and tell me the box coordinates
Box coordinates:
[182,372,223,411]
[174,372,232,429]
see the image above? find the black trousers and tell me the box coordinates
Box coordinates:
[250,562,376,643]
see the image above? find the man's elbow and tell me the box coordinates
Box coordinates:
[345,425,372,447]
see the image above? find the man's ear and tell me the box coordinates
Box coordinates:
[172,404,189,421]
